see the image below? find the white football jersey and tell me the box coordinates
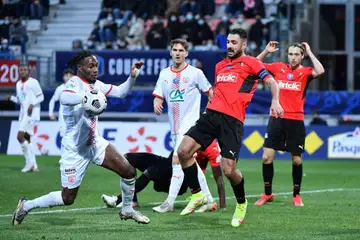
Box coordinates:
[61,76,113,151]
[15,77,43,121]
[153,64,212,135]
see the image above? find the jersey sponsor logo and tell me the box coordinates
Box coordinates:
[64,167,76,175]
[216,72,238,83]
[278,80,301,91]
[169,89,185,102]
[172,77,179,85]
[182,77,189,83]
[65,80,76,89]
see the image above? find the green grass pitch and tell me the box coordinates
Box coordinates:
[0,155,359,240]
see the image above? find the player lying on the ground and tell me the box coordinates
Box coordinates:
[12,51,150,226]
[254,41,324,207]
[102,140,226,212]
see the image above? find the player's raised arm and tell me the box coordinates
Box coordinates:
[257,41,279,61]
[301,42,325,79]
[100,61,144,98]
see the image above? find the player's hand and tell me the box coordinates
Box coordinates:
[131,61,144,78]
[27,104,33,116]
[49,115,57,120]
[5,95,11,101]
[154,102,163,115]
[265,41,279,53]
[270,99,284,118]
[301,42,312,55]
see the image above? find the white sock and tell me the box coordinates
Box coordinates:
[121,178,135,213]
[20,142,30,165]
[27,141,38,167]
[165,164,184,206]
[23,191,64,212]
[196,163,214,203]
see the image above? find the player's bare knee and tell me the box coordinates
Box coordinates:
[262,153,274,164]
[123,165,136,179]
[61,190,77,205]
[222,164,235,179]
[292,155,302,165]
[177,147,191,164]
[24,133,31,142]
[17,132,25,143]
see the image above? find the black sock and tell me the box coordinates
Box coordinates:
[116,194,122,205]
[292,163,302,196]
[231,178,246,204]
[133,192,138,203]
[182,163,201,194]
[263,163,274,195]
[135,174,150,193]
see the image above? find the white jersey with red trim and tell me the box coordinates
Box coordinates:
[152,64,212,135]
[15,77,43,121]
[61,76,113,150]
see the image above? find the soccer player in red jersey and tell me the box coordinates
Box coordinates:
[254,41,325,207]
[176,28,284,227]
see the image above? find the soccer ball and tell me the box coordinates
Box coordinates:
[83,89,107,115]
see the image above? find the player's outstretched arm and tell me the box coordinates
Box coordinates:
[257,41,279,61]
[265,77,284,118]
[105,61,144,98]
[301,42,325,79]
[211,166,226,209]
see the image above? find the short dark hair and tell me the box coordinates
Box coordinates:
[170,38,189,51]
[67,50,93,67]
[287,42,305,55]
[63,68,74,76]
[19,63,29,68]
[229,28,247,39]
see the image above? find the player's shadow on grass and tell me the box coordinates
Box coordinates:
[39,216,75,226]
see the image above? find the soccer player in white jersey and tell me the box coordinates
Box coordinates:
[12,51,150,225]
[49,69,74,137]
[6,64,44,173]
[152,38,216,214]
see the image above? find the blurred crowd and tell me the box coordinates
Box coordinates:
[74,0,282,55]
[0,0,53,56]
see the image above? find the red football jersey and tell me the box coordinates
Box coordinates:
[207,56,272,122]
[263,63,314,120]
[195,140,221,172]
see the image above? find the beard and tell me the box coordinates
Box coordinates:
[227,49,243,60]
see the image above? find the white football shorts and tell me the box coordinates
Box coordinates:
[60,136,109,189]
